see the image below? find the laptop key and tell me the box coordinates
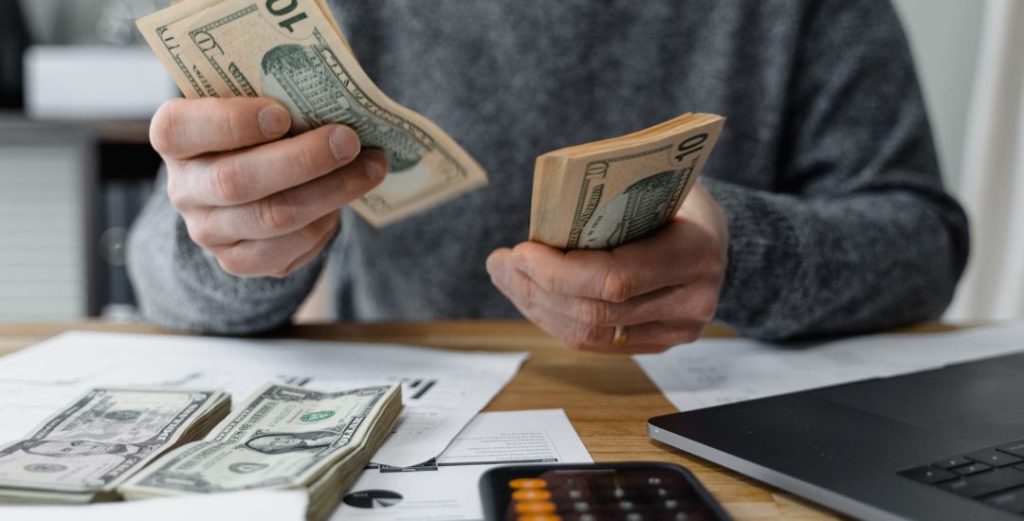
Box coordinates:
[986,487,1024,514]
[939,468,1024,498]
[967,449,1024,467]
[933,456,972,470]
[952,463,993,476]
[899,466,958,485]
[998,441,1024,458]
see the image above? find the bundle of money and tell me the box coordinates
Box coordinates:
[0,388,230,504]
[137,0,488,227]
[530,113,726,250]
[120,383,402,521]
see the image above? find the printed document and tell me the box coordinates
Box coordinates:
[335,409,591,520]
[636,323,1024,411]
[0,331,528,467]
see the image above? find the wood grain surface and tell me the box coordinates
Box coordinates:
[0,320,945,520]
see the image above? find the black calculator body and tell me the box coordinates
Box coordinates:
[479,462,732,521]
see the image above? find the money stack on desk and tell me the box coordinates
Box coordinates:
[137,0,488,227]
[530,113,725,250]
[0,389,230,503]
[121,383,402,521]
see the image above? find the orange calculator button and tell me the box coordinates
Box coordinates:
[514,501,557,514]
[512,489,552,501]
[508,478,548,489]
[516,515,562,521]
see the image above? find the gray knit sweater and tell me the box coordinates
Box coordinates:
[127,0,970,341]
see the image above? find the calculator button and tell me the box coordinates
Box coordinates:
[514,501,557,514]
[513,489,552,501]
[568,489,583,500]
[625,513,644,521]
[516,516,561,521]
[619,500,635,510]
[510,478,548,489]
[572,501,590,512]
[664,499,679,509]
[648,477,662,486]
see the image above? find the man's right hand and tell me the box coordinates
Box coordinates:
[150,96,388,278]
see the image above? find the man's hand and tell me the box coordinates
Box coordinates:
[150,96,388,278]
[487,183,729,354]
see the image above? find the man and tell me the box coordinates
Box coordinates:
[128,0,969,353]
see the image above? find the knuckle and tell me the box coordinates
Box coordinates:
[149,102,183,155]
[569,324,603,347]
[215,248,252,277]
[257,193,298,232]
[165,174,187,210]
[600,269,633,303]
[209,159,246,204]
[675,327,701,345]
[184,216,216,248]
[293,141,321,178]
[576,299,609,327]
[694,297,718,322]
[298,218,329,245]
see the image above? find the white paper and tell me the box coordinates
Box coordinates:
[0,331,528,467]
[334,409,591,521]
[635,322,1024,411]
[0,490,307,521]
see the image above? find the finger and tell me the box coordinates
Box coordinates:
[510,231,692,303]
[151,97,293,160]
[572,320,705,354]
[277,214,341,277]
[488,249,583,342]
[178,124,362,207]
[489,252,701,352]
[518,281,720,328]
[197,149,387,244]
[212,211,340,277]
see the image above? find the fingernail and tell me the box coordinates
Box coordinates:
[258,105,291,137]
[329,126,360,161]
[365,150,389,182]
[510,254,531,276]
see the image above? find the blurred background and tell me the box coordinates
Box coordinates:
[0,0,1020,324]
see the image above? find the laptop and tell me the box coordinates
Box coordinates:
[648,351,1024,521]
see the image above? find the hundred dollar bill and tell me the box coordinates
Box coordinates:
[138,0,488,226]
[120,383,401,520]
[530,113,725,250]
[0,388,229,503]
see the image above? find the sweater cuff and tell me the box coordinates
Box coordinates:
[701,178,802,330]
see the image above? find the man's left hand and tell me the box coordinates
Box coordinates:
[487,183,729,354]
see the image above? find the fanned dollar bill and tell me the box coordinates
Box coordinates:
[530,113,725,250]
[0,388,229,504]
[120,382,402,521]
[137,0,487,226]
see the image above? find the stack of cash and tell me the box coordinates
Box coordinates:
[530,113,726,250]
[137,0,487,227]
[0,388,230,504]
[120,383,402,521]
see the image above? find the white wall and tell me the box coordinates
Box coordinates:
[891,0,985,189]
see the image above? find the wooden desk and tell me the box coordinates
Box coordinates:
[0,321,839,520]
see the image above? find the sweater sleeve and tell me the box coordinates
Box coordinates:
[126,169,331,335]
[707,0,969,340]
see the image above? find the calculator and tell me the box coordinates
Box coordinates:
[479,462,732,521]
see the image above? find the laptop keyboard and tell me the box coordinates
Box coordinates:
[900,440,1024,515]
